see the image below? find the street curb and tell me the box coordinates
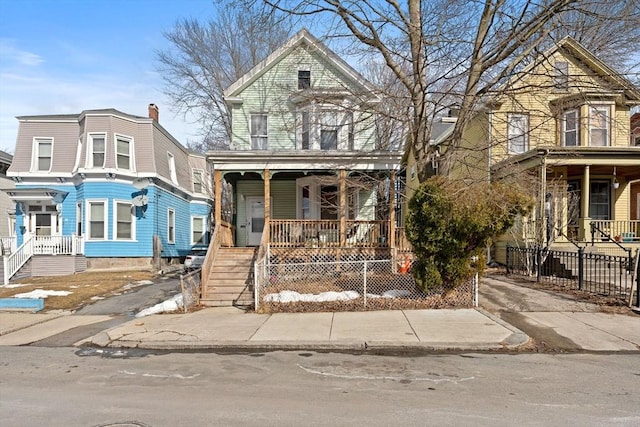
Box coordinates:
[93,340,515,352]
[475,308,530,348]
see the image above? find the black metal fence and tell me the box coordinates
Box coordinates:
[506,246,639,304]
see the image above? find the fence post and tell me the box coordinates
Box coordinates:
[3,255,8,286]
[363,260,367,307]
[536,247,542,282]
[506,246,510,274]
[577,247,584,291]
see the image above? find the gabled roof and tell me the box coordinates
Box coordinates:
[224,28,379,99]
[492,36,640,104]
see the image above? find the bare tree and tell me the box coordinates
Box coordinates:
[156,3,295,151]
[251,0,639,178]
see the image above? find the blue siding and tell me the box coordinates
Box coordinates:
[12,181,210,259]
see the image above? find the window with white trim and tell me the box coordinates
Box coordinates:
[89,133,106,168]
[250,114,268,150]
[114,201,135,240]
[87,200,107,240]
[192,170,204,193]
[115,135,132,169]
[589,105,609,146]
[301,111,310,149]
[507,114,528,154]
[35,138,53,171]
[167,209,175,244]
[298,69,311,89]
[553,61,569,90]
[562,110,579,146]
[191,216,206,245]
[167,152,178,183]
[320,111,339,150]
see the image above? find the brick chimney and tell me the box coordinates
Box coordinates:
[148,103,159,122]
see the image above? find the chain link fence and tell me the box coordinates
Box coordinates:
[180,269,201,312]
[255,257,476,313]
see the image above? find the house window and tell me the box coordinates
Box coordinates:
[507,114,528,154]
[167,152,178,183]
[35,138,53,171]
[114,201,134,240]
[167,209,175,244]
[301,111,310,149]
[87,201,106,240]
[634,134,640,146]
[250,114,268,150]
[301,185,311,219]
[320,111,338,150]
[320,185,338,220]
[298,69,311,89]
[191,216,206,245]
[562,110,579,146]
[116,136,132,169]
[89,134,106,168]
[192,170,204,193]
[590,181,610,220]
[347,111,355,150]
[553,61,569,90]
[589,106,609,146]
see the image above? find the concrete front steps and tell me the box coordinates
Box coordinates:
[201,247,256,308]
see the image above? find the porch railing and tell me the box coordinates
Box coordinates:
[590,220,640,243]
[1,236,17,255]
[269,219,389,248]
[201,221,234,289]
[32,235,84,255]
[3,237,34,285]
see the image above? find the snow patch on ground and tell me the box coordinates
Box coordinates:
[13,289,72,298]
[264,289,413,303]
[264,290,360,303]
[135,294,184,317]
[3,283,32,289]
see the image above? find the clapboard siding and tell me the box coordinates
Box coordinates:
[230,37,377,152]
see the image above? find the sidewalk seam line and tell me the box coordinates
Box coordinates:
[401,310,420,342]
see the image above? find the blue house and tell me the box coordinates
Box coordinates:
[1,104,211,283]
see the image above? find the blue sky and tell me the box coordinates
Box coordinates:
[0,0,218,153]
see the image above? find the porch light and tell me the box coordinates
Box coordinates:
[612,167,619,189]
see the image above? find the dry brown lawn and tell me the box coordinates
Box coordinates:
[0,270,155,311]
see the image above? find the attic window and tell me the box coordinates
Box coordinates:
[298,70,311,89]
[554,61,569,90]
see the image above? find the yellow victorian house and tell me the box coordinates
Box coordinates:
[406,37,640,263]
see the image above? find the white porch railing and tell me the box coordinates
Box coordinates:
[32,235,84,255]
[2,235,85,285]
[1,236,17,255]
[590,220,640,242]
[3,237,34,285]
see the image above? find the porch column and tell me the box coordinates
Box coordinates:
[263,169,270,244]
[580,165,591,241]
[214,169,222,225]
[540,161,547,246]
[339,169,346,246]
[389,170,396,249]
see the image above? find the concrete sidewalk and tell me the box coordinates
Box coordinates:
[83,308,526,351]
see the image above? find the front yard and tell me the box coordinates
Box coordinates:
[0,271,156,311]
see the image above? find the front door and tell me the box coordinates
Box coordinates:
[246,197,265,246]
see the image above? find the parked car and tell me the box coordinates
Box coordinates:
[184,249,207,271]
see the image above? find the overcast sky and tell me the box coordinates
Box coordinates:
[0,0,217,153]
